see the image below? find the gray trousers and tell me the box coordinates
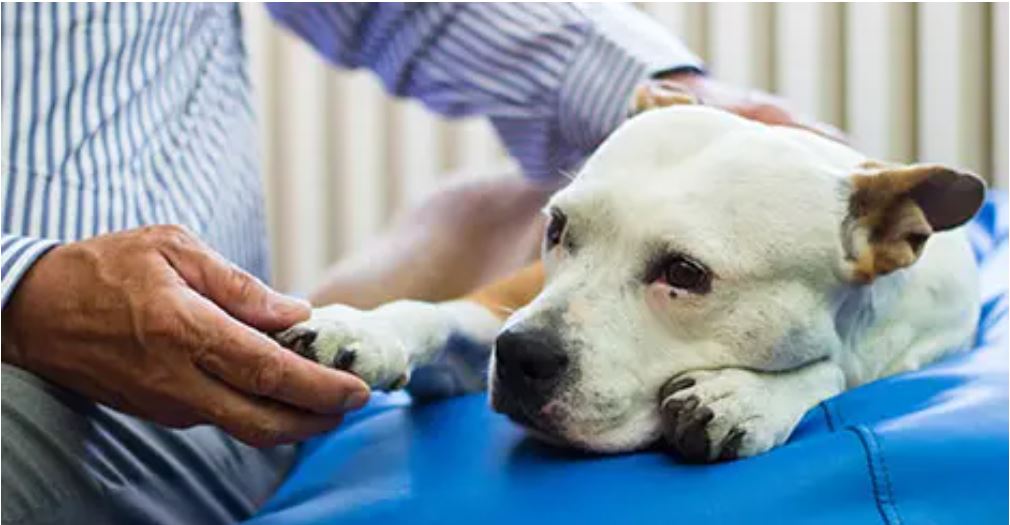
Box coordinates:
[1,364,297,525]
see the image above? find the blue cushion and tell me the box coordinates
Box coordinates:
[246,193,1008,525]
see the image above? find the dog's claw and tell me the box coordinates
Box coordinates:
[333,347,357,370]
[274,327,318,361]
[660,370,779,463]
[661,383,753,464]
[389,373,410,391]
[659,376,696,402]
[664,396,713,463]
[270,303,425,391]
[717,428,746,461]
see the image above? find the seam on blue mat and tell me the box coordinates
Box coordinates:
[850,425,903,525]
[819,400,838,432]
[833,397,848,429]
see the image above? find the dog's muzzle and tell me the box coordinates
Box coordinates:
[492,327,568,418]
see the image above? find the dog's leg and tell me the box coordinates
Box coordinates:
[275,262,544,392]
[275,300,499,390]
[658,360,845,463]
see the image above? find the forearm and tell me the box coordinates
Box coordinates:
[309,174,554,309]
[267,2,702,181]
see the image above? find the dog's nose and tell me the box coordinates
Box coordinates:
[494,328,569,388]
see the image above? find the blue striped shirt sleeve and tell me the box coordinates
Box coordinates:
[266,2,702,181]
[2,4,267,310]
[1,234,60,307]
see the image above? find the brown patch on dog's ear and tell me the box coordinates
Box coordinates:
[845,163,985,282]
[856,159,899,171]
[630,80,698,115]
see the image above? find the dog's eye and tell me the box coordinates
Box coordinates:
[545,209,567,250]
[658,255,711,294]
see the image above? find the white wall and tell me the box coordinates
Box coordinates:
[243,3,1009,293]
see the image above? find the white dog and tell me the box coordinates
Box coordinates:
[277,105,984,463]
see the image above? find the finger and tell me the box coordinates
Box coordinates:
[188,370,347,447]
[736,99,850,145]
[797,119,849,144]
[731,102,795,127]
[183,292,370,415]
[157,228,310,331]
[631,80,698,114]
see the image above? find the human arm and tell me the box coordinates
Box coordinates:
[266,2,702,181]
[1,226,370,447]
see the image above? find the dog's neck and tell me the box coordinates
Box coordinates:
[830,270,911,382]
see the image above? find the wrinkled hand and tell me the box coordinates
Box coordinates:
[1,225,370,447]
[633,70,846,142]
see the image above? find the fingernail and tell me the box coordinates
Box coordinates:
[342,390,369,412]
[273,297,311,319]
[651,82,681,95]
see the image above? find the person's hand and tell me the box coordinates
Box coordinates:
[633,70,847,143]
[1,225,370,447]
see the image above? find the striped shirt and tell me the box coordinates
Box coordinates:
[1,2,700,307]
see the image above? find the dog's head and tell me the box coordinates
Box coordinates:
[489,106,984,452]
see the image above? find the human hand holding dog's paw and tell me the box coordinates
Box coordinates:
[1,225,370,447]
[658,362,844,463]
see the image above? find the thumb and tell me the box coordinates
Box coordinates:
[158,229,310,331]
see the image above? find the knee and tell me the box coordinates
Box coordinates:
[1,365,106,524]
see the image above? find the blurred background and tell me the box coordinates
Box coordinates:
[242,3,1008,294]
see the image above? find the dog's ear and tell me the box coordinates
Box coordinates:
[630,80,698,115]
[843,162,985,282]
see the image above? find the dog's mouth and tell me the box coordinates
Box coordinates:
[492,389,638,451]
[491,388,573,444]
[493,391,553,431]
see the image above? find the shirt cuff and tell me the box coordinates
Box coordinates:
[2,234,60,309]
[559,3,704,154]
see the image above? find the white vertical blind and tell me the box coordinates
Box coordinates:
[642,3,709,60]
[390,101,444,209]
[844,3,916,162]
[993,2,1009,189]
[333,73,388,258]
[243,3,1008,292]
[917,3,989,176]
[272,19,329,294]
[774,3,844,127]
[449,120,508,177]
[707,3,774,90]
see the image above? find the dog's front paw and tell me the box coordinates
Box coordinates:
[275,304,411,390]
[658,369,796,463]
